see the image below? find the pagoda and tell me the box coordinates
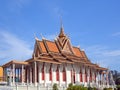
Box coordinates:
[2,25,110,88]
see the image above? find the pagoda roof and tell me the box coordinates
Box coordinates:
[2,27,107,71]
[29,28,107,71]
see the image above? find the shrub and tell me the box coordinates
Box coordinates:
[117,85,120,90]
[83,87,88,90]
[103,88,107,90]
[88,87,97,90]
[103,88,113,90]
[68,83,73,87]
[108,87,112,90]
[66,84,87,90]
[53,83,58,90]
[117,85,120,88]
[88,87,92,90]
[93,87,97,90]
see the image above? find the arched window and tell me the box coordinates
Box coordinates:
[49,64,52,81]
[56,66,59,81]
[63,67,66,81]
[42,63,45,80]
[80,69,83,82]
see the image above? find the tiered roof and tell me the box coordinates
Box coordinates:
[2,26,107,71]
[30,26,107,71]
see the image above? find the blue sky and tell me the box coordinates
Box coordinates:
[0,0,120,71]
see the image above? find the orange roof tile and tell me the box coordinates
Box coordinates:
[73,47,83,57]
[46,41,59,53]
[81,51,87,59]
[39,41,47,53]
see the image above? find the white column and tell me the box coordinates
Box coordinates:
[26,67,29,84]
[90,68,93,85]
[44,63,46,86]
[71,64,73,84]
[12,64,15,85]
[38,62,40,84]
[51,64,53,85]
[65,64,68,87]
[76,65,80,84]
[9,65,12,86]
[101,73,103,86]
[21,65,24,84]
[79,66,82,84]
[106,71,109,87]
[84,67,87,87]
[96,71,99,87]
[103,73,105,87]
[95,71,97,86]
[59,65,62,87]
[30,67,32,84]
[87,68,90,87]
[34,61,37,86]
[98,72,100,87]
[52,64,57,84]
[92,70,95,84]
[18,69,20,82]
[91,69,93,84]
[82,65,85,84]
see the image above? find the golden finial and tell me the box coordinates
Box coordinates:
[59,16,66,38]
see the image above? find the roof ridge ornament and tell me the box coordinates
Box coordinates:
[40,33,46,40]
[58,16,66,38]
[34,33,39,40]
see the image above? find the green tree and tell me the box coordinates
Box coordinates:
[53,83,59,90]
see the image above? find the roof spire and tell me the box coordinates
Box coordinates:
[59,16,66,38]
[60,15,64,29]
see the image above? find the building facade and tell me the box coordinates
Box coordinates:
[2,26,111,88]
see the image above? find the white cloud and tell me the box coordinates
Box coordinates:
[84,45,120,70]
[0,31,33,65]
[85,45,120,57]
[112,32,120,37]
[103,50,120,56]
